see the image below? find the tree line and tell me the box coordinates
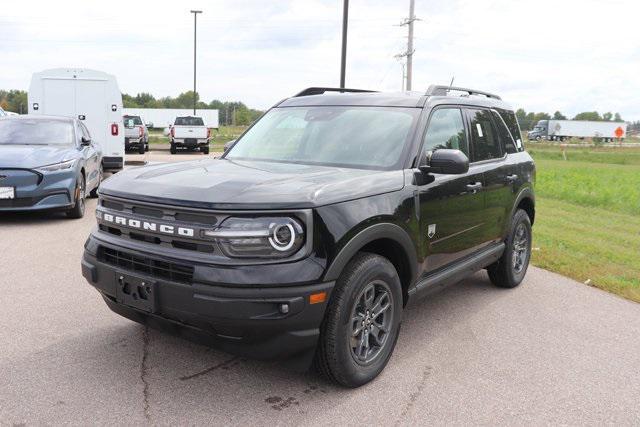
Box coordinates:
[0,89,263,126]
[515,109,624,131]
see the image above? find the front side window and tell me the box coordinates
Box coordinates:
[0,120,74,145]
[226,106,420,170]
[467,109,502,161]
[422,108,468,157]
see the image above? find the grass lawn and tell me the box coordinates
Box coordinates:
[528,144,640,302]
[148,125,247,151]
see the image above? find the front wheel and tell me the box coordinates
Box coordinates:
[89,164,103,198]
[488,209,532,288]
[67,173,86,219]
[315,252,403,388]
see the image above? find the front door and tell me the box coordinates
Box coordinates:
[417,107,489,275]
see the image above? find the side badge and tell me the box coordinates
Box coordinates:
[427,224,436,239]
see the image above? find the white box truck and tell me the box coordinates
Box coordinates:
[528,119,627,142]
[28,68,125,171]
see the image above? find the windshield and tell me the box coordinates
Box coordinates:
[175,117,204,126]
[225,106,419,170]
[0,120,74,145]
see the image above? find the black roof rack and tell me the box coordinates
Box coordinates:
[426,85,501,100]
[294,87,378,97]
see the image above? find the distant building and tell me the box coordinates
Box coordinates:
[122,108,219,129]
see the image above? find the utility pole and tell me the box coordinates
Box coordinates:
[190,10,202,115]
[396,0,417,91]
[340,0,349,88]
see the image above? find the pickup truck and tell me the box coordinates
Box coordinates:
[123,115,149,154]
[169,116,210,154]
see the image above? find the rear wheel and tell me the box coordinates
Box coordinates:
[138,143,145,154]
[315,252,402,388]
[145,143,149,152]
[170,143,177,154]
[488,209,532,288]
[67,173,86,219]
[201,146,209,155]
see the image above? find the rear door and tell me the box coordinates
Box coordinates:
[42,79,75,116]
[464,108,511,244]
[417,107,488,273]
[75,79,107,152]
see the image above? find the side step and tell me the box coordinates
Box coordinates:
[407,243,505,304]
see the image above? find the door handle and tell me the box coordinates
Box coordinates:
[466,182,483,192]
[505,174,518,183]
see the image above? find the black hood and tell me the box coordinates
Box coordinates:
[100,158,405,209]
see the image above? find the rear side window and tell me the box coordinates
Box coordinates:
[497,109,523,151]
[175,117,204,126]
[491,110,517,154]
[422,108,468,157]
[467,108,502,161]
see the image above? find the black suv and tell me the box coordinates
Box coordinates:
[82,86,535,387]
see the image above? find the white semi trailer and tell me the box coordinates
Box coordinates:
[528,120,627,141]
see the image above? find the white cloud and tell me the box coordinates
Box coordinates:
[1,0,638,119]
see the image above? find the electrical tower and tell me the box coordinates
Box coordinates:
[396,0,418,91]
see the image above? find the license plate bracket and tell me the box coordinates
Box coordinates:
[115,272,157,313]
[0,187,15,199]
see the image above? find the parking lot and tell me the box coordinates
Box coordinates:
[1,149,639,425]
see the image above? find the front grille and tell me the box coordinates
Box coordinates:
[98,247,194,284]
[98,195,223,254]
[0,197,39,208]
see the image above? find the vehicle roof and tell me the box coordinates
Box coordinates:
[1,115,75,123]
[278,90,514,111]
[31,68,116,81]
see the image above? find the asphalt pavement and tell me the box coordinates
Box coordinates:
[1,151,639,425]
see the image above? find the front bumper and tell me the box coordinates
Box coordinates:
[81,236,334,361]
[0,168,75,212]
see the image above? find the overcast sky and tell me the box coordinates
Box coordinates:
[2,0,639,119]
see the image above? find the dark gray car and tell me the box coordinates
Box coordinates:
[0,115,102,218]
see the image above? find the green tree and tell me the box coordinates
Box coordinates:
[602,112,613,121]
[552,111,567,120]
[614,112,622,122]
[573,111,602,121]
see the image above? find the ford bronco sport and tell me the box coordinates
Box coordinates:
[82,86,535,387]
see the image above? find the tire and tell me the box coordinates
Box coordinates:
[535,136,541,141]
[315,252,403,388]
[138,143,145,154]
[145,143,149,152]
[487,209,532,288]
[67,173,86,219]
[89,164,103,198]
[202,146,209,155]
[170,143,177,154]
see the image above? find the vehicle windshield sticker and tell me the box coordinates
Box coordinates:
[476,123,483,138]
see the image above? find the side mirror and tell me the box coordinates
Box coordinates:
[81,136,92,146]
[419,149,469,175]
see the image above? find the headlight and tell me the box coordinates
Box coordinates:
[203,217,304,258]
[36,159,76,172]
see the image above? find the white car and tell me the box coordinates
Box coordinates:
[169,116,210,154]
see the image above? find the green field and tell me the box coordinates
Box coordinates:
[527,144,640,302]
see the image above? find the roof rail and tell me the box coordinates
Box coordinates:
[294,87,378,97]
[426,85,501,100]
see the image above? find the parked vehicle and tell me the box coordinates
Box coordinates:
[123,115,149,154]
[169,116,210,154]
[28,68,125,171]
[82,86,535,387]
[528,119,627,141]
[0,116,102,217]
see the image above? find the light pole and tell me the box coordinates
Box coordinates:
[190,10,202,115]
[339,0,349,88]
